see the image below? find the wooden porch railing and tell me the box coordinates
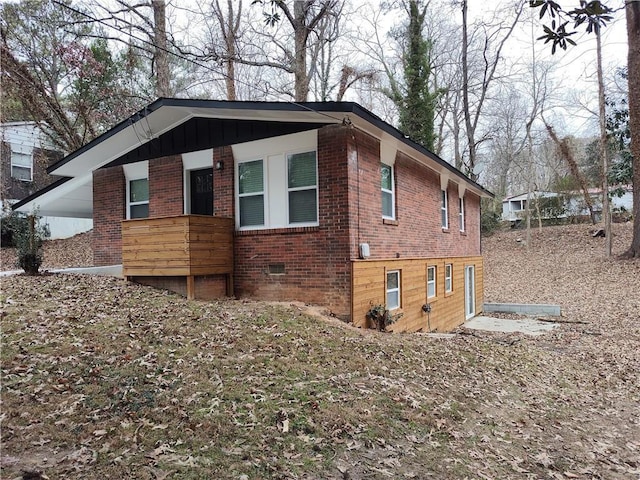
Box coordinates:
[122,215,234,298]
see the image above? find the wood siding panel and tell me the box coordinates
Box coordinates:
[122,215,234,278]
[351,256,483,333]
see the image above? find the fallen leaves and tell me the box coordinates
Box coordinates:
[1,223,639,478]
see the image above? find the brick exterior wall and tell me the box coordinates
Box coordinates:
[232,125,352,319]
[213,146,234,217]
[149,155,183,217]
[93,166,125,265]
[345,130,481,260]
[91,123,483,326]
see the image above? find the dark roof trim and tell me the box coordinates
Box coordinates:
[45,97,492,197]
[12,176,74,211]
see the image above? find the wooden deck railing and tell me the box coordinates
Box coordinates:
[122,215,234,297]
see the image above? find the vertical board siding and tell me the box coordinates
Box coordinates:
[352,256,483,333]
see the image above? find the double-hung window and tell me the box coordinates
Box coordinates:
[238,159,265,227]
[381,163,395,219]
[288,151,318,224]
[11,149,32,181]
[459,197,465,232]
[441,189,448,229]
[386,270,400,310]
[445,264,453,293]
[128,178,149,219]
[427,266,436,298]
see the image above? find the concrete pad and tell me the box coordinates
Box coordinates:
[464,315,559,336]
[484,303,561,316]
[0,265,123,278]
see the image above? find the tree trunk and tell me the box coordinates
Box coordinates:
[624,0,640,257]
[293,1,309,102]
[461,0,476,179]
[152,0,171,97]
[544,122,597,224]
[596,26,612,257]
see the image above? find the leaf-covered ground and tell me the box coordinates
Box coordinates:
[1,223,639,479]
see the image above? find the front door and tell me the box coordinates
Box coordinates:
[190,168,213,215]
[465,265,476,319]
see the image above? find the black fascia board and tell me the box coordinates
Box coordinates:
[45,98,356,175]
[11,176,74,211]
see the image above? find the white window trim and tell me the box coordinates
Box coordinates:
[123,162,149,220]
[381,163,395,220]
[10,149,33,181]
[445,263,453,293]
[441,189,449,229]
[427,265,437,299]
[233,131,317,231]
[459,197,465,232]
[386,270,401,310]
[286,149,319,227]
[237,158,267,229]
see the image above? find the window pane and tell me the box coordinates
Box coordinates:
[428,267,435,282]
[428,283,435,298]
[130,179,149,202]
[130,203,149,219]
[381,164,392,190]
[386,272,398,289]
[11,166,31,181]
[382,191,393,218]
[239,160,264,194]
[11,151,31,167]
[441,208,447,228]
[288,152,316,188]
[289,189,317,223]
[387,290,399,310]
[240,195,264,226]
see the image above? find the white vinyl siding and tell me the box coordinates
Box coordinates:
[381,163,395,219]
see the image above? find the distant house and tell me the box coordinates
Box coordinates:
[502,188,633,224]
[1,122,92,239]
[15,99,493,332]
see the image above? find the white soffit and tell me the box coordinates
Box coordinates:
[14,175,93,218]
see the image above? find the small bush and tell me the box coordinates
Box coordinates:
[5,210,50,275]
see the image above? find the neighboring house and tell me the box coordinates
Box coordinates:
[502,188,633,223]
[1,121,93,239]
[15,99,493,332]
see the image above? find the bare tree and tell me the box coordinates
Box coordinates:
[460,0,525,180]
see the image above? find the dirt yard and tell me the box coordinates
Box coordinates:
[1,223,639,479]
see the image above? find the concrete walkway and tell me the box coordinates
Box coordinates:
[0,265,122,277]
[464,315,559,336]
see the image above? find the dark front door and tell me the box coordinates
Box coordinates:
[190,168,213,215]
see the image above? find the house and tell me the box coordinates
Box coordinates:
[1,121,93,239]
[14,99,493,332]
[502,188,633,224]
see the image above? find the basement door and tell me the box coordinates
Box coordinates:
[190,168,213,215]
[465,265,476,319]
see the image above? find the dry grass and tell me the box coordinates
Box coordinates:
[1,223,639,479]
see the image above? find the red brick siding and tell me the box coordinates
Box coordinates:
[212,146,234,217]
[233,125,352,319]
[149,155,183,217]
[346,131,481,260]
[93,166,125,265]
